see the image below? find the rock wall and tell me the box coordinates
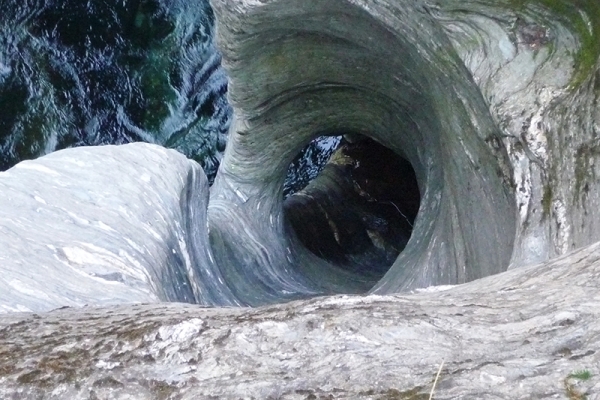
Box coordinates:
[432,0,600,267]
[209,0,600,299]
[1,0,599,308]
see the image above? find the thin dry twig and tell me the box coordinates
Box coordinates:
[429,360,445,400]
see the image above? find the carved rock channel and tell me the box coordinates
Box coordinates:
[1,0,600,397]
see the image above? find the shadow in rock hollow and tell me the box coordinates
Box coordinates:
[285,135,420,282]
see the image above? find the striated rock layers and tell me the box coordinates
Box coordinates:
[0,0,598,308]
[1,240,600,399]
[207,0,600,302]
[1,0,600,397]
[0,143,238,312]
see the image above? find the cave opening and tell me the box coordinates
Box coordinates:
[283,134,421,282]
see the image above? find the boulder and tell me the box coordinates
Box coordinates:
[0,143,237,312]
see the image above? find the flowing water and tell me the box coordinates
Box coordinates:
[0,0,230,181]
[0,0,336,187]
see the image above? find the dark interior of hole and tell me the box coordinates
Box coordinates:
[284,135,420,280]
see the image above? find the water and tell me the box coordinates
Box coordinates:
[283,135,341,198]
[0,0,231,181]
[0,0,337,189]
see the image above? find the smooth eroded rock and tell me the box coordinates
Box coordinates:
[0,143,237,313]
[2,0,600,309]
[1,241,599,399]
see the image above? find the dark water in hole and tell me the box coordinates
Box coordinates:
[283,136,341,198]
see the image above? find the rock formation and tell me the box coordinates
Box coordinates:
[0,143,240,312]
[1,241,600,398]
[1,0,600,397]
[208,0,600,300]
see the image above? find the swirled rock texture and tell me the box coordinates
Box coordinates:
[0,0,598,307]
[1,0,600,397]
[431,0,600,267]
[209,0,517,303]
[0,143,237,312]
[1,241,600,399]
[208,0,600,303]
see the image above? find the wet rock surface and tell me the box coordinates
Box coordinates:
[0,143,238,312]
[1,0,598,306]
[208,0,599,299]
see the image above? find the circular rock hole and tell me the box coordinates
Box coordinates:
[283,134,420,282]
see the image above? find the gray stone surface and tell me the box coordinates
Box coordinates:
[1,0,598,311]
[1,241,599,399]
[431,0,600,267]
[0,0,599,303]
[207,0,600,300]
[1,0,600,397]
[0,143,238,313]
